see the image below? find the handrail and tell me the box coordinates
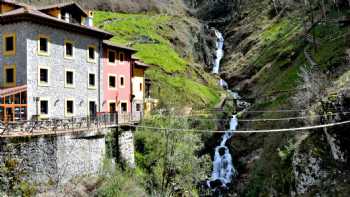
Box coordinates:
[0,112,134,136]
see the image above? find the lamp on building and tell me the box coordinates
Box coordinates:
[54,99,60,106]
[102,100,107,106]
[79,100,84,106]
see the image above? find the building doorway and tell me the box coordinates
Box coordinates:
[89,101,96,117]
[109,102,116,113]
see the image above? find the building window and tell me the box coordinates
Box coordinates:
[65,70,75,87]
[89,101,96,116]
[3,33,16,56]
[38,35,49,55]
[88,73,96,88]
[119,52,125,62]
[38,66,49,86]
[121,102,127,113]
[3,64,16,87]
[65,99,74,116]
[136,103,141,112]
[120,76,125,88]
[108,49,116,64]
[140,83,143,91]
[39,99,49,115]
[64,40,74,58]
[108,75,116,89]
[87,45,96,62]
[109,102,116,112]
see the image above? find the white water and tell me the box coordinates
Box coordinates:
[208,116,238,188]
[207,29,239,189]
[212,30,224,74]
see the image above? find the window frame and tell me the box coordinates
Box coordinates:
[38,65,50,87]
[136,103,141,112]
[108,100,116,112]
[107,49,116,65]
[108,74,117,90]
[119,75,125,88]
[37,34,50,56]
[3,64,16,87]
[39,97,49,118]
[120,101,128,113]
[65,98,75,117]
[88,99,97,116]
[3,32,16,56]
[64,39,75,59]
[119,52,125,62]
[87,45,97,63]
[139,82,143,92]
[64,69,75,88]
[88,72,96,89]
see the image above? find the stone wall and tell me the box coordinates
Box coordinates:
[0,127,137,192]
[25,22,103,119]
[117,130,135,168]
[0,129,107,188]
[0,22,29,86]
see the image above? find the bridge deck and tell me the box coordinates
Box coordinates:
[0,113,141,138]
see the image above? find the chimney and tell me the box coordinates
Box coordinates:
[64,12,70,23]
[86,10,93,27]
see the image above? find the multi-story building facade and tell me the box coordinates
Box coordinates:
[102,41,136,115]
[0,1,113,121]
[0,1,151,123]
[132,60,150,120]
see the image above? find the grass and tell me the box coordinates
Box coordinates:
[94,11,222,107]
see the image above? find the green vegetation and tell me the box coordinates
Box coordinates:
[97,167,147,197]
[0,158,36,196]
[94,11,222,108]
[133,114,212,196]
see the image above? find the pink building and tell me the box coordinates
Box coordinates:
[102,41,136,114]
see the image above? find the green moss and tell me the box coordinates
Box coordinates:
[94,11,222,107]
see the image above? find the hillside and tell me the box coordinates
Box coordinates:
[5,0,350,196]
[217,0,350,196]
[94,12,222,108]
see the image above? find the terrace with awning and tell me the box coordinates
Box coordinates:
[0,85,27,122]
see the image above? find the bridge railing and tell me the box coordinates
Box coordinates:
[0,112,121,136]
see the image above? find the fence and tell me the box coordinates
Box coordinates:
[0,112,136,136]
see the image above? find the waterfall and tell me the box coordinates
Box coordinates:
[207,29,245,190]
[212,30,224,74]
[207,116,238,188]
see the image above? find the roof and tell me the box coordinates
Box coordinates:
[103,41,137,52]
[0,85,27,97]
[0,0,29,8]
[131,55,140,60]
[0,7,113,39]
[37,2,88,17]
[135,61,151,68]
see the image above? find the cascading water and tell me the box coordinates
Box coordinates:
[212,30,224,74]
[207,29,240,190]
[207,116,238,189]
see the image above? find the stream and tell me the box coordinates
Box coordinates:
[207,29,247,190]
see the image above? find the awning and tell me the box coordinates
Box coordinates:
[0,85,27,97]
